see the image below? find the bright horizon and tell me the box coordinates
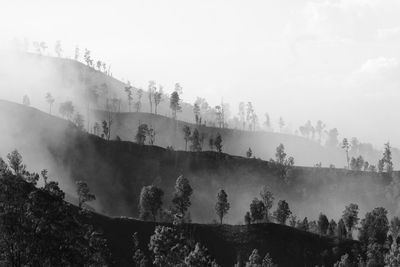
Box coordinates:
[2,0,400,148]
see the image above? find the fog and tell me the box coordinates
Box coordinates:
[2,1,400,147]
[2,1,400,230]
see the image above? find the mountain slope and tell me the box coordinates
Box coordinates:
[2,52,395,168]
[0,99,396,224]
[91,213,358,267]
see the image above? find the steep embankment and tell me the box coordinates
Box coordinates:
[0,100,397,224]
[91,213,358,267]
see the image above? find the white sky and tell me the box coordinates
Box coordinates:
[2,0,400,147]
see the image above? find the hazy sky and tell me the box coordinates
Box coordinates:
[2,0,400,147]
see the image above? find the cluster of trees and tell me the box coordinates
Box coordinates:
[135,123,156,145]
[342,138,394,174]
[238,102,258,131]
[14,39,112,76]
[0,150,108,266]
[138,175,193,223]
[269,144,294,182]
[241,249,277,267]
[330,206,400,266]
[244,186,288,225]
[133,225,220,267]
[298,120,326,143]
[138,175,231,224]
[182,125,223,153]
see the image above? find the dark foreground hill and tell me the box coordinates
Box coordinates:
[91,213,358,267]
[0,99,397,224]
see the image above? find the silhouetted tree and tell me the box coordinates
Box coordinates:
[185,243,220,266]
[7,149,26,176]
[264,113,271,130]
[383,142,393,176]
[215,133,223,153]
[73,112,85,131]
[342,203,359,239]
[172,175,193,217]
[170,91,181,119]
[23,95,30,106]
[139,185,164,221]
[238,102,246,130]
[193,103,201,124]
[378,159,385,173]
[154,85,163,115]
[260,186,274,222]
[244,212,251,225]
[342,138,351,169]
[244,249,277,267]
[54,40,62,57]
[215,189,230,224]
[209,137,214,151]
[298,217,309,231]
[124,82,133,112]
[350,156,364,171]
[363,161,370,171]
[315,120,326,143]
[41,169,49,186]
[289,215,297,227]
[84,49,92,66]
[325,128,339,148]
[148,80,156,113]
[76,181,95,209]
[318,213,329,235]
[102,120,109,140]
[328,219,337,236]
[273,200,291,225]
[250,198,265,223]
[190,128,202,152]
[337,219,347,239]
[59,101,74,120]
[246,148,253,158]
[272,144,294,181]
[135,88,143,112]
[136,124,149,145]
[45,92,55,114]
[359,207,389,249]
[183,125,191,151]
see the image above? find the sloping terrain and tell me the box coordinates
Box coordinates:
[0,99,396,224]
[2,52,397,168]
[91,213,358,267]
[95,110,347,167]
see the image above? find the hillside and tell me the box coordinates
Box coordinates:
[91,213,358,267]
[94,110,347,167]
[0,99,397,224]
[2,52,397,168]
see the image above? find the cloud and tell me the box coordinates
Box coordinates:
[347,57,400,97]
[358,57,399,74]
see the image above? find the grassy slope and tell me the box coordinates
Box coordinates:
[90,212,358,267]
